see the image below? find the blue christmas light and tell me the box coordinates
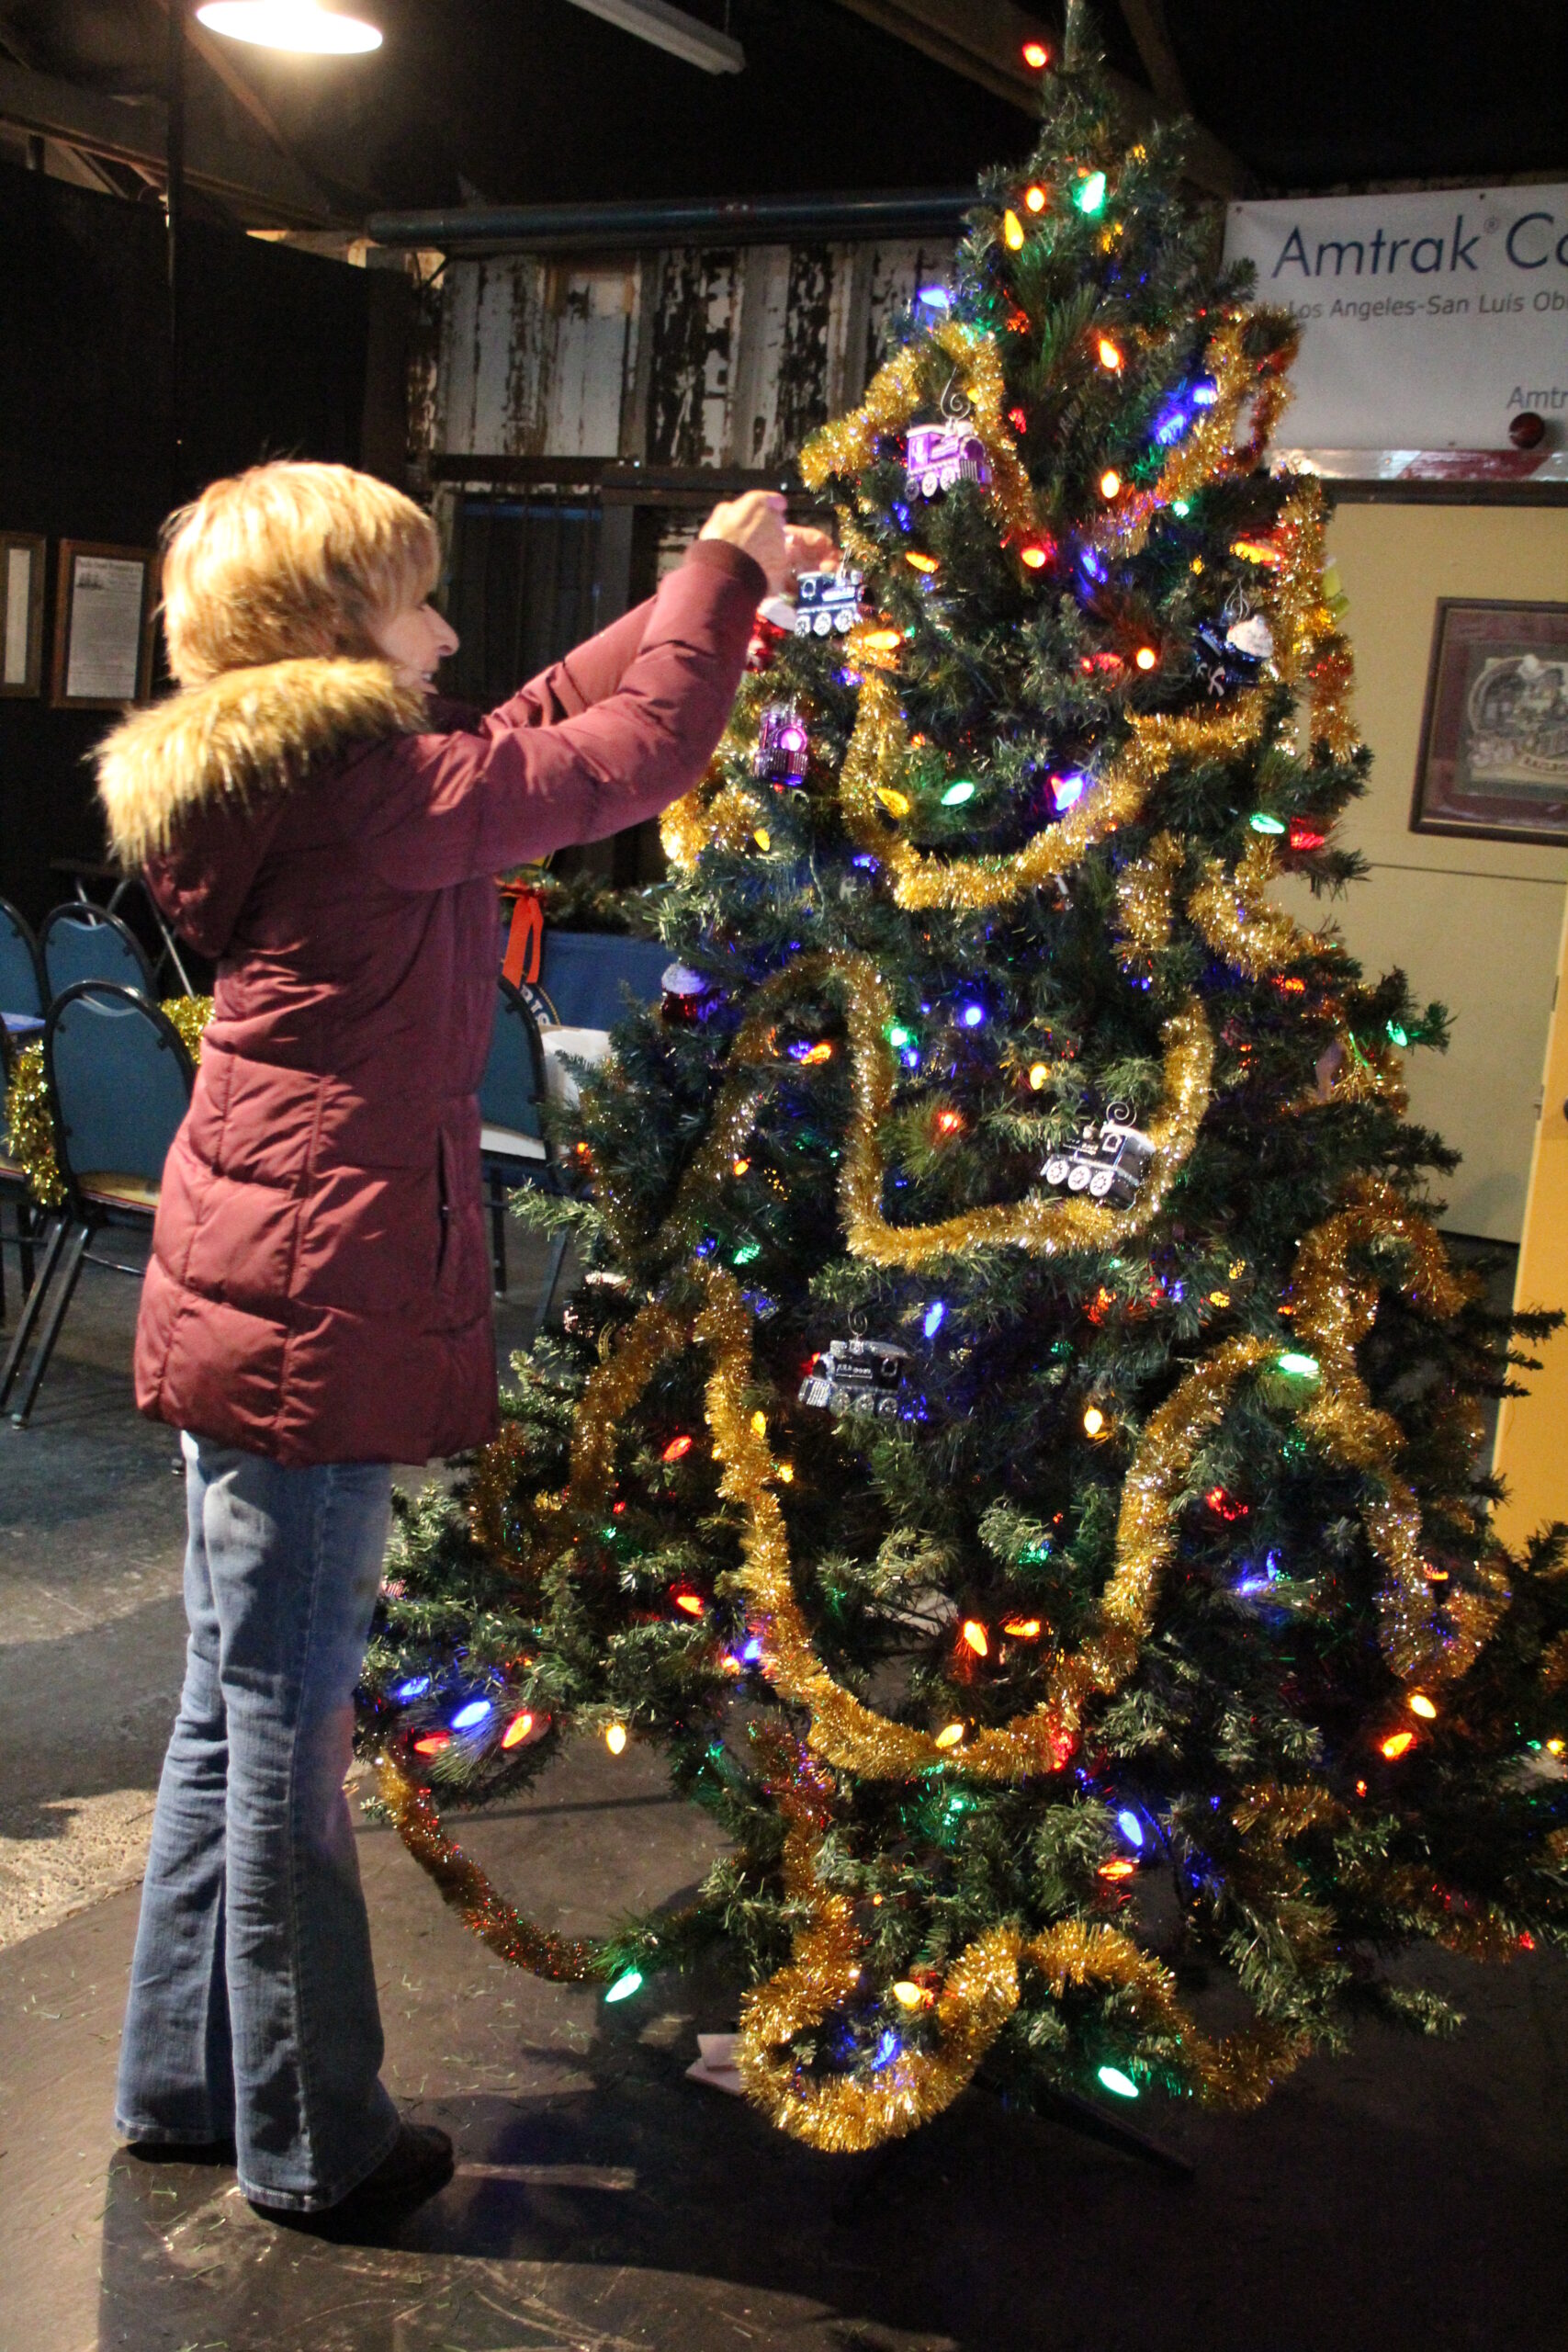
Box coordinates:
[915,284,951,311]
[391,1676,431,1702]
[1152,402,1190,446]
[450,1697,492,1731]
[872,2029,903,2070]
[900,1047,921,1070]
[959,1002,985,1028]
[740,1636,764,1666]
[1052,772,1089,811]
[852,853,880,869]
[923,1301,946,1339]
[1078,547,1107,583]
[1191,377,1218,406]
[1116,1808,1145,1848]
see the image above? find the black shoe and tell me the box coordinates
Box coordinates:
[126,2135,237,2166]
[250,2120,455,2236]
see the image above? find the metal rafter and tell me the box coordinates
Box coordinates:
[829,0,1251,196]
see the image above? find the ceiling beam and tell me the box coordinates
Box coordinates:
[829,0,1251,196]
[0,55,338,223]
[144,0,341,218]
[1114,0,1190,114]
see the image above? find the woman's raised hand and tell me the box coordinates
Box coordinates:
[700,492,836,598]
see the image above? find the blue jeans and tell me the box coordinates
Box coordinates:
[115,1432,400,2211]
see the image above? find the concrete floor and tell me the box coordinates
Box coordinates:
[1,1223,1565,2352]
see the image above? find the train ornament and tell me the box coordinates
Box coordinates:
[797,1337,912,1420]
[1040,1100,1156,1209]
[793,567,863,638]
[754,704,810,785]
[904,424,994,502]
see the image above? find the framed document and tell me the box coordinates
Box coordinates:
[50,540,157,710]
[1412,599,1568,846]
[0,530,46,698]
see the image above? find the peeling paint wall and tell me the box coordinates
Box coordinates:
[433,237,952,469]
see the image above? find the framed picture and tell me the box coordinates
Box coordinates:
[49,540,158,710]
[0,530,46,697]
[1412,598,1568,846]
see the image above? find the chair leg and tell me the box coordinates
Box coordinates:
[490,1173,508,1297]
[18,1202,35,1299]
[531,1229,570,1342]
[0,1215,72,1412]
[9,1221,90,1428]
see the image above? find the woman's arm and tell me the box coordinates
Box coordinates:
[481,497,833,729]
[337,539,764,889]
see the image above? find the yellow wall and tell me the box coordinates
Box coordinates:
[1274,501,1568,1240]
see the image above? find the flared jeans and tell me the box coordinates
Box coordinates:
[115,1432,400,2211]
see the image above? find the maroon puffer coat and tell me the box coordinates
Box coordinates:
[95,538,762,1464]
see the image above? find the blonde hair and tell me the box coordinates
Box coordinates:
[160,461,440,685]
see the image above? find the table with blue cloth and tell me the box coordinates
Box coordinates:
[534,932,668,1033]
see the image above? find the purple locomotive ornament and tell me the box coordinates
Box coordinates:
[754,704,810,784]
[904,423,993,501]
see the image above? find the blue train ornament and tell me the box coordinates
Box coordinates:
[794,567,863,637]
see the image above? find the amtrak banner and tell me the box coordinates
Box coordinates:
[1223,187,1568,451]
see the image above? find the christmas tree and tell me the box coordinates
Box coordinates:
[360,8,1568,2152]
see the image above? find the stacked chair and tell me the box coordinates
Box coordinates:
[479,976,572,1335]
[0,981,193,1428]
[0,899,46,1324]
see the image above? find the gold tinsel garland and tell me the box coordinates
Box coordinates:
[838,668,1272,915]
[1188,836,1335,978]
[633,947,1213,1273]
[733,1781,1303,2148]
[5,995,213,1206]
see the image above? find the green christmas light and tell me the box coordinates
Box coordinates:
[1097,2064,1139,2098]
[1387,1021,1409,1047]
[941,780,976,808]
[604,1967,643,2003]
[888,1023,912,1049]
[732,1240,761,1265]
[1248,812,1287,836]
[1076,170,1107,215]
[1171,497,1191,516]
[1277,1351,1320,1379]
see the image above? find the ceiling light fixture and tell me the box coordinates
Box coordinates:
[561,0,745,74]
[195,2,383,53]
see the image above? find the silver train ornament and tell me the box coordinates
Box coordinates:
[793,567,863,637]
[797,1337,911,1419]
[1041,1100,1156,1208]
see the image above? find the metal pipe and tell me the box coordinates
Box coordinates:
[367,187,973,252]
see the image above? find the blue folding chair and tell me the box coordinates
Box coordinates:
[479,978,570,1335]
[0,982,193,1427]
[0,898,44,1020]
[39,903,155,1003]
[0,1018,41,1326]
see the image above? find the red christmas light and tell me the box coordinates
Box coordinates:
[661,1434,694,1463]
[673,1591,705,1617]
[1021,39,1050,68]
[1288,818,1328,852]
[1206,1487,1247,1520]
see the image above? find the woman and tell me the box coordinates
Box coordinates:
[96,461,829,2229]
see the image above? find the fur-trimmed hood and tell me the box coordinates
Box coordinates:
[97,656,426,869]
